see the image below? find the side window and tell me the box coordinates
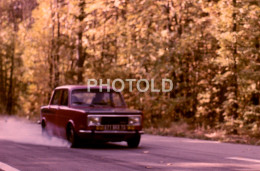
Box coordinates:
[60,90,68,106]
[50,90,62,105]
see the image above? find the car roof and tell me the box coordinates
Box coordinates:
[54,85,113,91]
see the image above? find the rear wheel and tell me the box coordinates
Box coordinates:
[127,134,141,148]
[41,120,47,136]
[67,125,78,148]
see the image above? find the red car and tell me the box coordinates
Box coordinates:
[40,85,143,147]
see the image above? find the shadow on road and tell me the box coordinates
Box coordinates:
[73,141,143,150]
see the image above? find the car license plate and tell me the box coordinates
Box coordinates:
[104,125,126,130]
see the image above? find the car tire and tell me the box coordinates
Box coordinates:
[67,125,78,148]
[41,121,47,136]
[127,134,141,148]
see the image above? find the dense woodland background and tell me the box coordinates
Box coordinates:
[0,0,259,136]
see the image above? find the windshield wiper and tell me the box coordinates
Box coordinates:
[73,101,85,105]
[92,102,109,106]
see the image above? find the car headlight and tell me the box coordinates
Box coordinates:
[87,116,101,126]
[128,116,141,126]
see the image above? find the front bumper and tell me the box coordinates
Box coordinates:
[77,130,144,142]
[79,130,144,134]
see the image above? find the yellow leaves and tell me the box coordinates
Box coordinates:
[84,0,104,13]
[213,56,231,66]
[160,30,168,39]
[198,92,211,104]
[158,49,165,57]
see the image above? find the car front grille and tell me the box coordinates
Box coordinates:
[101,117,128,125]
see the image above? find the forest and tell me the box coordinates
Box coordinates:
[0,0,259,141]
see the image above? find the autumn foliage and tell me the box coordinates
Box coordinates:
[0,0,259,137]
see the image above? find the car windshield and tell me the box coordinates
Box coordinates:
[71,89,125,107]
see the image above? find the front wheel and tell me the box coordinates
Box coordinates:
[127,134,141,148]
[67,125,78,148]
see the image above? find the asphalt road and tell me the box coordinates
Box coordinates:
[0,134,260,171]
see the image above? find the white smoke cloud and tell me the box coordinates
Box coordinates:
[0,116,70,147]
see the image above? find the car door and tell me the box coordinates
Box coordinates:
[56,89,69,137]
[48,89,62,135]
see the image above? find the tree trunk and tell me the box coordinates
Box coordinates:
[6,34,15,115]
[232,0,239,118]
[77,0,86,84]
